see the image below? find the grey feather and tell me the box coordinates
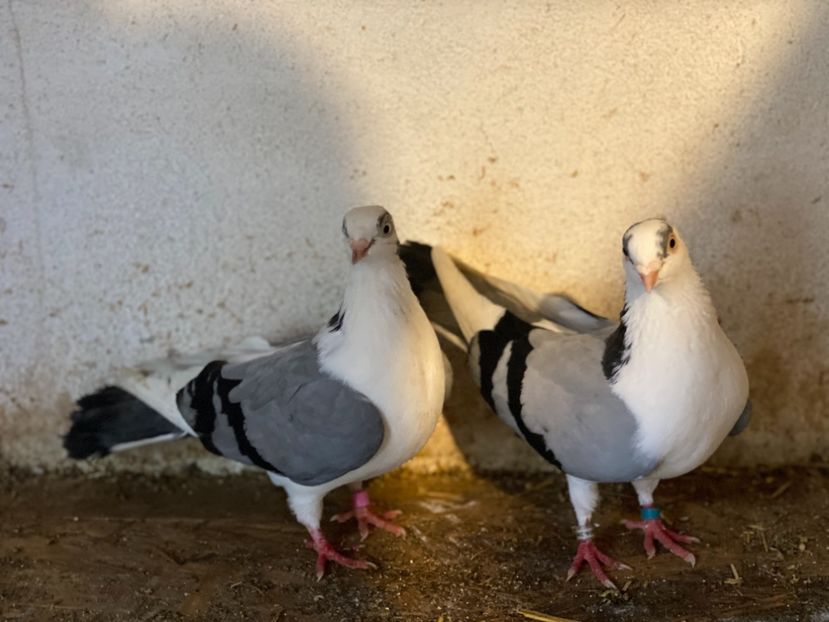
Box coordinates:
[534,295,616,334]
[178,340,385,487]
[457,260,613,333]
[401,241,611,350]
[486,327,658,482]
[729,400,752,436]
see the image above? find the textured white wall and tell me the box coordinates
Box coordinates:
[1,1,827,471]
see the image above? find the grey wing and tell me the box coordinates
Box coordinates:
[177,340,384,486]
[476,323,657,483]
[458,260,614,334]
[534,294,616,333]
[519,330,658,481]
[729,400,752,436]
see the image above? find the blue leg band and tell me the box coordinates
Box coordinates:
[641,506,661,520]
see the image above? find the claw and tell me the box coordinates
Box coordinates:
[566,538,629,590]
[332,490,406,540]
[331,510,355,523]
[307,529,376,579]
[624,508,699,565]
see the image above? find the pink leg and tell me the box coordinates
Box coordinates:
[331,489,405,540]
[566,527,631,590]
[306,528,377,580]
[622,506,699,566]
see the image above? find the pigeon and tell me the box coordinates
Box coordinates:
[401,218,751,589]
[67,206,446,578]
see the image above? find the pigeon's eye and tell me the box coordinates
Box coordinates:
[382,224,391,235]
[668,236,677,250]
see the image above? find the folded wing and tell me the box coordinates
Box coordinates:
[468,310,658,482]
[177,340,385,487]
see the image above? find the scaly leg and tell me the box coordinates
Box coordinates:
[276,475,376,580]
[306,527,377,580]
[623,478,699,566]
[564,475,631,590]
[331,484,405,540]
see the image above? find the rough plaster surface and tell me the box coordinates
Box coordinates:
[1,1,827,473]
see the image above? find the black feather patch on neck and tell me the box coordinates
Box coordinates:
[328,308,345,333]
[602,304,630,382]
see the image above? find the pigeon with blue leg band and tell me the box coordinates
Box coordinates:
[640,507,662,521]
[621,480,701,565]
[401,218,750,589]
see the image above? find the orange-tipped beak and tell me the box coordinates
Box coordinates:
[640,270,659,293]
[350,239,372,264]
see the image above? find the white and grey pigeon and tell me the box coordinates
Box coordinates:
[66,205,446,578]
[401,219,751,589]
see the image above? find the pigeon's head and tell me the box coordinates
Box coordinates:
[342,205,399,264]
[621,218,691,294]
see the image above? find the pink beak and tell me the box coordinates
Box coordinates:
[640,270,660,293]
[350,239,372,264]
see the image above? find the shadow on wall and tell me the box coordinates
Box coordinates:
[672,4,829,465]
[0,2,360,467]
[435,5,829,472]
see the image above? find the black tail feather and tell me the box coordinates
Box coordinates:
[400,241,467,339]
[400,241,437,298]
[64,386,183,459]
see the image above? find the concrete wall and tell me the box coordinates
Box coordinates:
[1,1,827,473]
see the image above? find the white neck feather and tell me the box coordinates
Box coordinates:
[625,267,716,337]
[316,255,416,355]
[314,252,445,482]
[614,265,749,478]
[314,253,439,397]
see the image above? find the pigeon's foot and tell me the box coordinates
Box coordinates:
[622,506,699,566]
[306,529,377,580]
[331,489,406,540]
[565,536,631,590]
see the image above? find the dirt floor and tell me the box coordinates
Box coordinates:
[2,466,829,622]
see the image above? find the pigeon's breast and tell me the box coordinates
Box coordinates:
[319,300,445,482]
[612,319,749,479]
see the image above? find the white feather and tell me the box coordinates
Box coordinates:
[613,269,749,479]
[430,246,504,342]
[269,252,445,531]
[566,475,599,526]
[115,336,280,437]
[109,433,184,454]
